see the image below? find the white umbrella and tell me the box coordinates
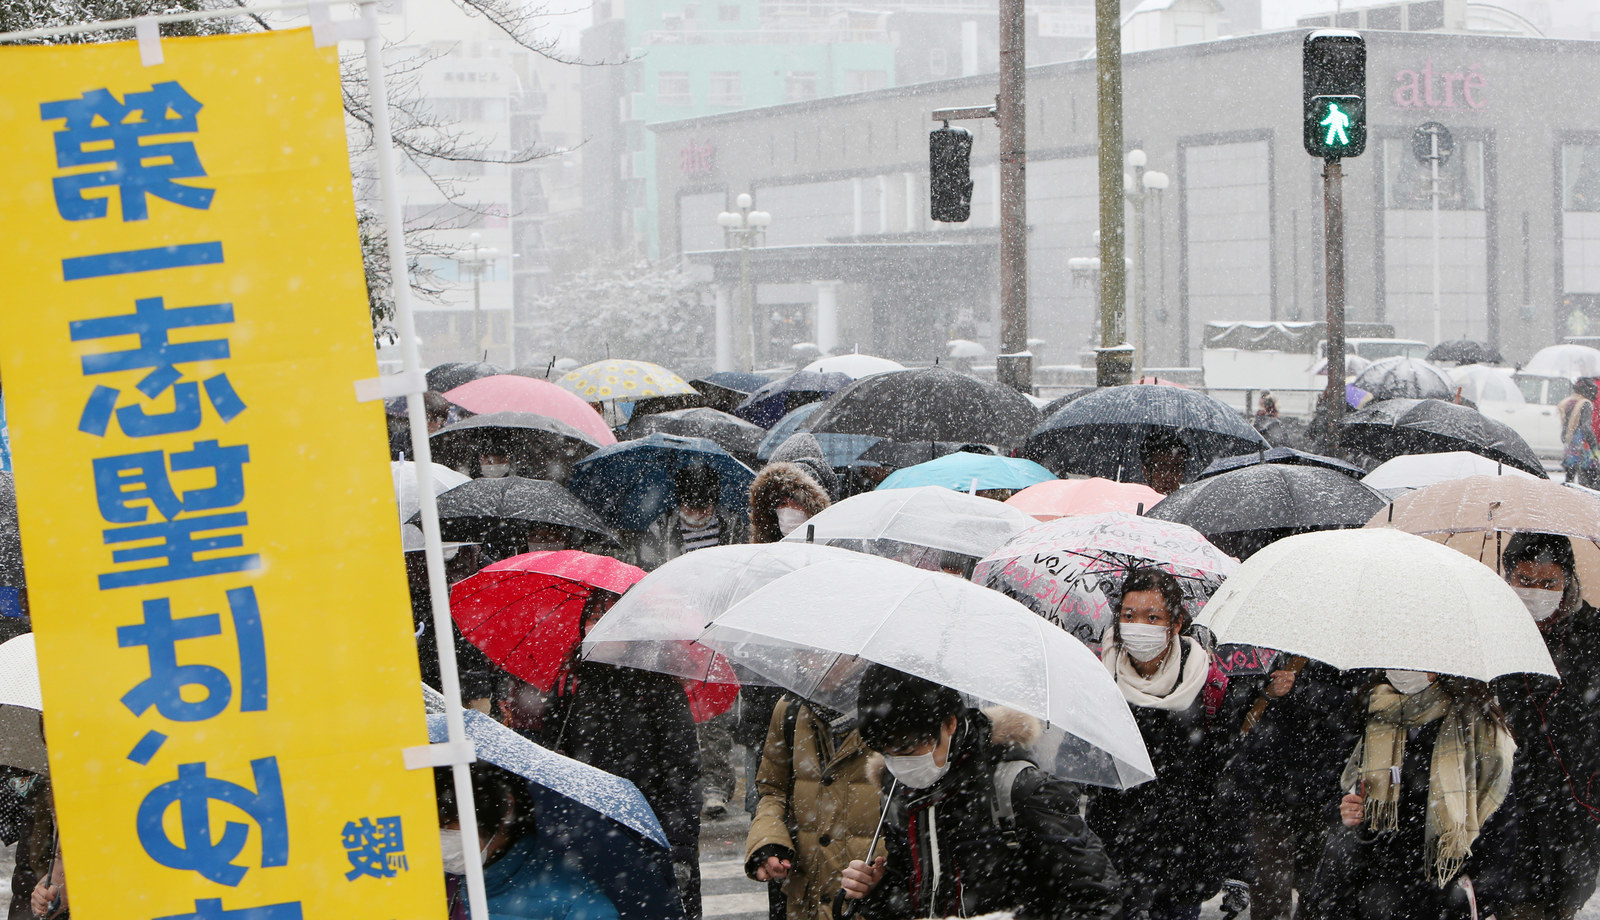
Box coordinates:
[391,460,470,524]
[780,486,1038,564]
[698,555,1155,789]
[1361,451,1537,497]
[1522,344,1600,380]
[947,339,986,359]
[0,634,44,775]
[802,354,904,379]
[1449,364,1524,405]
[580,542,861,680]
[1196,529,1555,681]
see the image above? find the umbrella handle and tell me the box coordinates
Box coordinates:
[832,889,858,920]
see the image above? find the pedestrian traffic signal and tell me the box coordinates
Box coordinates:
[1303,30,1366,159]
[930,124,974,223]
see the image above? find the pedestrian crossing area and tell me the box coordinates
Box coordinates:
[700,857,768,920]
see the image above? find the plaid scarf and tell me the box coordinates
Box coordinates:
[1341,682,1515,887]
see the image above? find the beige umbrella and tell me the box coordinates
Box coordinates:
[1366,474,1600,605]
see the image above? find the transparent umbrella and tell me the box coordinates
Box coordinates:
[779,485,1038,570]
[698,555,1155,789]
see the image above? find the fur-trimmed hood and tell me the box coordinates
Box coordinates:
[864,706,1044,784]
[749,461,832,543]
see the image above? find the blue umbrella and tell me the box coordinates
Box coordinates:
[1024,385,1266,483]
[1196,446,1366,480]
[568,433,755,532]
[424,709,668,849]
[878,453,1055,492]
[756,403,880,468]
[732,371,852,428]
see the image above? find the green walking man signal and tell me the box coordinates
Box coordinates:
[1303,31,1366,159]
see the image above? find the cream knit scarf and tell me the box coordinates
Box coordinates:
[1341,682,1515,887]
[1102,636,1209,712]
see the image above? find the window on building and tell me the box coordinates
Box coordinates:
[845,70,887,93]
[785,72,818,103]
[929,47,948,78]
[710,71,744,107]
[657,71,692,106]
[683,3,699,18]
[1383,137,1484,210]
[1381,137,1489,340]
[1562,144,1600,300]
[719,4,740,20]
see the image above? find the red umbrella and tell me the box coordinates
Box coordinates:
[451,551,737,722]
[443,376,617,446]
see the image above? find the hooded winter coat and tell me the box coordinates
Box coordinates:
[768,433,840,501]
[738,462,834,749]
[745,697,881,920]
[862,708,1124,920]
[1499,603,1600,912]
[748,461,832,545]
[1088,640,1241,915]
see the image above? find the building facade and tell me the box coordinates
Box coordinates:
[651,27,1600,370]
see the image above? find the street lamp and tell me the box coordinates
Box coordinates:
[717,193,771,373]
[456,232,500,363]
[1124,150,1169,374]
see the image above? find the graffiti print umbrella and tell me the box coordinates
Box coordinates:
[972,512,1238,647]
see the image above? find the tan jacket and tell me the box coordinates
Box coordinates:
[744,697,883,920]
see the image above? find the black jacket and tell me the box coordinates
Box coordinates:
[1086,642,1243,913]
[543,661,703,861]
[1300,715,1519,920]
[1499,603,1600,910]
[1227,659,1364,813]
[865,709,1124,920]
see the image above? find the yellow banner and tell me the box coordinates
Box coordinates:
[0,29,440,920]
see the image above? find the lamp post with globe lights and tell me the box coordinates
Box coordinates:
[717,193,771,372]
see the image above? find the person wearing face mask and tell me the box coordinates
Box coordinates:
[839,664,1123,920]
[1088,569,1239,920]
[1496,533,1600,920]
[626,465,745,573]
[1300,670,1517,920]
[477,450,514,480]
[732,464,838,832]
[434,764,620,920]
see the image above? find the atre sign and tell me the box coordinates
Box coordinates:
[1393,60,1487,110]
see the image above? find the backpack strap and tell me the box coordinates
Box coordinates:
[991,759,1035,826]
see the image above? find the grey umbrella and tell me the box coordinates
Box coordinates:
[412,477,619,558]
[1351,357,1454,401]
[625,407,765,459]
[1147,464,1389,559]
[805,366,1041,450]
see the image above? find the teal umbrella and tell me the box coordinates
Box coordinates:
[878,453,1055,492]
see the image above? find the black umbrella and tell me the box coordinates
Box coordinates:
[1147,464,1388,558]
[805,367,1041,450]
[625,407,765,459]
[1024,384,1266,482]
[1340,398,1547,478]
[1038,387,1097,419]
[1427,340,1504,366]
[430,411,603,478]
[0,474,23,619]
[426,361,504,393]
[1351,357,1454,401]
[856,440,987,470]
[1196,446,1366,480]
[689,373,766,413]
[733,371,853,428]
[413,477,619,557]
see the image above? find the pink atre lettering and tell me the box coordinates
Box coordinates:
[1392,60,1486,110]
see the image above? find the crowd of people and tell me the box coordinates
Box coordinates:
[370,372,1600,920]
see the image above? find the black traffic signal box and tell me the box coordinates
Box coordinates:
[930,125,974,223]
[1303,31,1367,159]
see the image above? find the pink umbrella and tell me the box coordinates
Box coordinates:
[1006,478,1163,522]
[444,375,616,445]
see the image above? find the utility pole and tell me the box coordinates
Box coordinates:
[1094,0,1131,387]
[996,0,1030,394]
[1323,158,1347,437]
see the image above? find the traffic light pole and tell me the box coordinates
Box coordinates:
[1323,156,1347,442]
[996,0,1030,394]
[1094,0,1130,388]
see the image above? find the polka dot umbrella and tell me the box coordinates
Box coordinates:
[557,360,696,401]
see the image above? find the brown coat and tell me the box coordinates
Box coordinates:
[744,697,883,920]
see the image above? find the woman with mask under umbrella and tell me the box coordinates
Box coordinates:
[1496,532,1600,920]
[1299,669,1517,920]
[1087,568,1242,920]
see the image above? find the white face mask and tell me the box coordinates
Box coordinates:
[1512,585,1563,623]
[479,462,510,479]
[775,507,809,537]
[679,508,714,529]
[1386,669,1433,695]
[1118,623,1173,663]
[439,828,467,875]
[883,747,951,789]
